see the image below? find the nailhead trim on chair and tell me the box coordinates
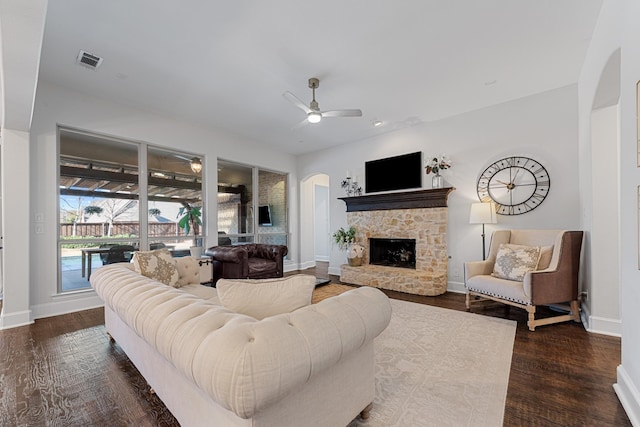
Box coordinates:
[466,287,530,306]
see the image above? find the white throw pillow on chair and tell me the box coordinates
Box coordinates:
[217,274,316,320]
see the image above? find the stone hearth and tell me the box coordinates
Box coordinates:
[339,189,452,296]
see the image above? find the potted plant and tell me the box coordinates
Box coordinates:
[333,226,356,250]
[333,226,364,266]
[177,202,202,257]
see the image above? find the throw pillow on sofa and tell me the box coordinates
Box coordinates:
[491,243,541,282]
[175,256,200,287]
[132,248,179,287]
[217,274,316,320]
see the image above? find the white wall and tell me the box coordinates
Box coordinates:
[618,0,640,423]
[298,85,582,284]
[24,81,299,320]
[0,129,32,328]
[579,0,640,423]
[589,104,620,332]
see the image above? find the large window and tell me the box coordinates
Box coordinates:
[58,129,203,292]
[217,160,288,250]
[146,146,204,252]
[256,169,288,246]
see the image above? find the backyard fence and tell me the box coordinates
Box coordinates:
[60,222,181,237]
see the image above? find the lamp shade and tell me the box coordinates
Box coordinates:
[469,202,497,225]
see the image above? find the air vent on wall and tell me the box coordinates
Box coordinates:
[76,50,103,70]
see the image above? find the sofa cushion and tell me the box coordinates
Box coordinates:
[133,249,179,287]
[180,284,220,304]
[176,256,200,287]
[466,274,531,304]
[492,243,541,281]
[217,274,316,320]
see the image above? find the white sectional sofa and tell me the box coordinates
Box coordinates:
[90,260,392,427]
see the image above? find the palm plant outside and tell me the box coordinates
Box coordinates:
[177,202,202,245]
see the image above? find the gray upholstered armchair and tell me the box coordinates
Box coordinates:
[464,229,583,331]
[205,243,288,285]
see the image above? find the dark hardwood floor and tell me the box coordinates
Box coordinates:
[0,264,631,426]
[310,263,632,426]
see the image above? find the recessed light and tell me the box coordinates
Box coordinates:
[484,80,497,86]
[372,120,383,127]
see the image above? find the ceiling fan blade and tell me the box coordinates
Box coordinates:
[283,91,312,114]
[321,109,363,118]
[291,117,309,130]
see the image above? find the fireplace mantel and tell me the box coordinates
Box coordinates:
[339,187,454,212]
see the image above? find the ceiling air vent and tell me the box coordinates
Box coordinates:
[76,50,103,70]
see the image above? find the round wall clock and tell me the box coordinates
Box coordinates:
[476,156,550,215]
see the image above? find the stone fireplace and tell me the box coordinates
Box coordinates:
[339,188,453,296]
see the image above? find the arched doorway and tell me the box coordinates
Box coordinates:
[300,173,330,270]
[586,48,621,333]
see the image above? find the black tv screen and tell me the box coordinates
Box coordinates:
[365,152,422,193]
[258,205,272,226]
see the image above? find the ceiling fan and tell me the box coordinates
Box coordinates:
[170,154,202,174]
[283,78,362,126]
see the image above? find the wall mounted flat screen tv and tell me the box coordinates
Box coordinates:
[365,151,422,193]
[258,205,272,226]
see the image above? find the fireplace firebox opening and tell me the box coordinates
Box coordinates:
[369,238,416,269]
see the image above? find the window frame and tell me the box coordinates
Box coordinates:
[57,127,205,293]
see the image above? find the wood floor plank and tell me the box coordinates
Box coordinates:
[0,264,631,426]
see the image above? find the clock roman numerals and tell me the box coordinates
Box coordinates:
[476,156,550,216]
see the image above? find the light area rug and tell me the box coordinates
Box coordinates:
[345,297,517,427]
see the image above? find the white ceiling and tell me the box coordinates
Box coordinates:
[36,0,603,155]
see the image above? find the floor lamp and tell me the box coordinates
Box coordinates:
[469,202,497,260]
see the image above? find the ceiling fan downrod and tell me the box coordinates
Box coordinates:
[308,78,320,112]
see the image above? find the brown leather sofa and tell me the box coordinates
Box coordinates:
[205,243,288,285]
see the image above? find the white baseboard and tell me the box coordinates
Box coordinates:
[0,309,33,329]
[447,280,466,294]
[296,261,316,271]
[315,256,329,262]
[31,293,104,320]
[614,365,640,426]
[586,315,622,337]
[581,304,622,337]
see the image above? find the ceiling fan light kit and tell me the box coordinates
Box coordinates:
[283,77,363,126]
[307,111,322,123]
[190,157,202,174]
